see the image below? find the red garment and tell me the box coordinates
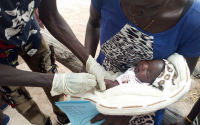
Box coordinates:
[35,9,42,24]
[0,52,7,58]
[0,39,16,49]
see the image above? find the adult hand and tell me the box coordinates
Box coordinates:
[90,113,132,125]
[171,118,191,125]
[86,55,115,90]
[51,73,96,96]
[110,71,123,79]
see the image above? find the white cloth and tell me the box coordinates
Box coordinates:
[116,67,142,85]
[152,59,178,94]
[51,73,97,96]
[69,53,191,115]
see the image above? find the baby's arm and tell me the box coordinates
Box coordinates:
[122,75,129,83]
[104,79,119,89]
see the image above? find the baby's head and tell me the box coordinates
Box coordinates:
[134,60,165,84]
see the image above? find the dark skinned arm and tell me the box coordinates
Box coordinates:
[86,3,132,125]
[38,0,89,65]
[186,97,200,123]
[185,56,200,121]
[171,56,199,125]
[90,114,132,125]
[171,98,200,125]
[0,0,89,89]
[84,3,101,57]
[0,64,53,89]
[185,56,199,74]
[81,3,101,72]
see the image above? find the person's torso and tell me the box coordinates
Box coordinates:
[93,0,200,72]
[0,0,42,66]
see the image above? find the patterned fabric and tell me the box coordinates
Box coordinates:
[152,59,177,91]
[101,24,153,73]
[93,0,200,65]
[129,113,155,125]
[100,24,155,125]
[0,39,18,66]
[0,0,41,67]
[92,0,200,124]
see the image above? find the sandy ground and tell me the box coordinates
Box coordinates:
[3,0,200,124]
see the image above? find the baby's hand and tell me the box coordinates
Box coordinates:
[122,75,129,84]
[104,79,119,89]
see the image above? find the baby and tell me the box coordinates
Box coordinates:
[105,59,172,90]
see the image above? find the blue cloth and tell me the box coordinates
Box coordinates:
[1,114,10,125]
[1,104,9,112]
[0,0,41,67]
[92,0,200,124]
[154,109,165,125]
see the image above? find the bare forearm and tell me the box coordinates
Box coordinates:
[84,3,101,57]
[185,56,199,74]
[85,23,100,57]
[40,12,89,65]
[0,64,54,89]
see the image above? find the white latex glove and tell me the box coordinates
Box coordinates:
[111,72,123,79]
[51,73,97,96]
[86,55,115,90]
[107,71,123,79]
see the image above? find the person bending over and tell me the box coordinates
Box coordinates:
[0,0,113,124]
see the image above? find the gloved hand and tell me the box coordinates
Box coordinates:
[110,71,123,80]
[86,55,115,90]
[51,73,97,96]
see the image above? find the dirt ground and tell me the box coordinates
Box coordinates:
[3,0,200,124]
[172,69,200,115]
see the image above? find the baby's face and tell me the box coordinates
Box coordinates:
[134,60,165,84]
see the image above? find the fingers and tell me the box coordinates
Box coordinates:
[86,55,96,72]
[85,73,96,80]
[112,72,123,79]
[97,77,106,90]
[105,73,115,81]
[90,114,105,123]
[104,79,113,83]
[86,79,97,87]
